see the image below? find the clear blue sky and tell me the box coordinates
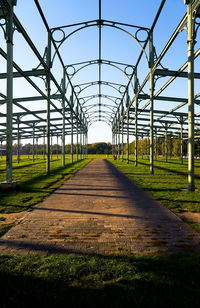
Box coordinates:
[1,0,199,145]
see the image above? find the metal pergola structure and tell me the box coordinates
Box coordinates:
[0,0,200,191]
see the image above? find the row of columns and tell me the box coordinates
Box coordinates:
[112,1,196,191]
[3,2,87,184]
[112,131,185,164]
[11,130,88,164]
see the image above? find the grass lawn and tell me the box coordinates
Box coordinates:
[0,252,200,307]
[0,155,91,213]
[109,156,200,214]
[0,155,200,307]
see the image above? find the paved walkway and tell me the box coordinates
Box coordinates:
[0,159,199,255]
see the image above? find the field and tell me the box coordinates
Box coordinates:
[0,252,200,307]
[0,155,200,307]
[109,155,200,213]
[0,155,91,213]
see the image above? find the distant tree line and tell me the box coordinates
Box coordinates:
[88,143,112,154]
[122,136,200,157]
[1,136,200,156]
[0,142,113,155]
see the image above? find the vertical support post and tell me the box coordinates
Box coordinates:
[70,92,74,164]
[76,126,79,161]
[134,70,138,167]
[85,131,88,158]
[149,30,154,174]
[1,140,2,159]
[57,134,59,159]
[76,106,79,161]
[83,133,85,159]
[62,69,66,167]
[32,124,35,162]
[141,133,143,159]
[113,132,116,156]
[84,133,86,159]
[17,116,20,164]
[162,137,164,158]
[36,138,38,160]
[121,121,124,162]
[85,133,87,158]
[180,117,183,165]
[115,131,117,156]
[82,132,84,159]
[80,130,82,159]
[187,1,195,190]
[135,98,138,167]
[165,127,168,163]
[43,128,45,160]
[118,124,120,160]
[46,31,51,175]
[126,92,129,164]
[112,129,114,156]
[51,134,53,161]
[155,128,157,161]
[6,2,14,183]
[169,133,172,159]
[145,136,148,157]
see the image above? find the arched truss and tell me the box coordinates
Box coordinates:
[51,21,150,66]
[49,14,151,125]
[65,59,135,95]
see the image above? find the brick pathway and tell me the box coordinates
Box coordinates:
[0,159,199,255]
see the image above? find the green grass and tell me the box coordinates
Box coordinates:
[187,222,200,233]
[0,252,200,307]
[1,155,200,307]
[109,156,200,213]
[0,155,91,213]
[0,223,14,236]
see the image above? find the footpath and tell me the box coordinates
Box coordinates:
[0,159,199,255]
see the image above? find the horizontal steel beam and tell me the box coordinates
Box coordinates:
[0,94,63,104]
[0,69,46,80]
[155,68,200,79]
[129,108,199,118]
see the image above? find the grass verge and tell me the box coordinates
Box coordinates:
[109,157,200,214]
[0,252,200,307]
[0,156,92,213]
[0,223,14,237]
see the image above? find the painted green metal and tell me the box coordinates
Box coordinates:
[187,1,195,191]
[112,131,114,156]
[76,106,79,161]
[43,128,45,160]
[32,124,35,162]
[36,138,38,160]
[149,30,154,174]
[121,122,124,162]
[70,93,74,164]
[46,31,51,175]
[80,131,82,160]
[126,94,129,164]
[17,116,20,164]
[62,70,66,168]
[57,134,59,159]
[6,1,14,183]
[165,127,168,163]
[118,125,120,160]
[141,134,143,159]
[155,128,157,161]
[134,71,138,167]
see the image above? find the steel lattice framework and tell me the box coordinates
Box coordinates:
[0,0,200,191]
